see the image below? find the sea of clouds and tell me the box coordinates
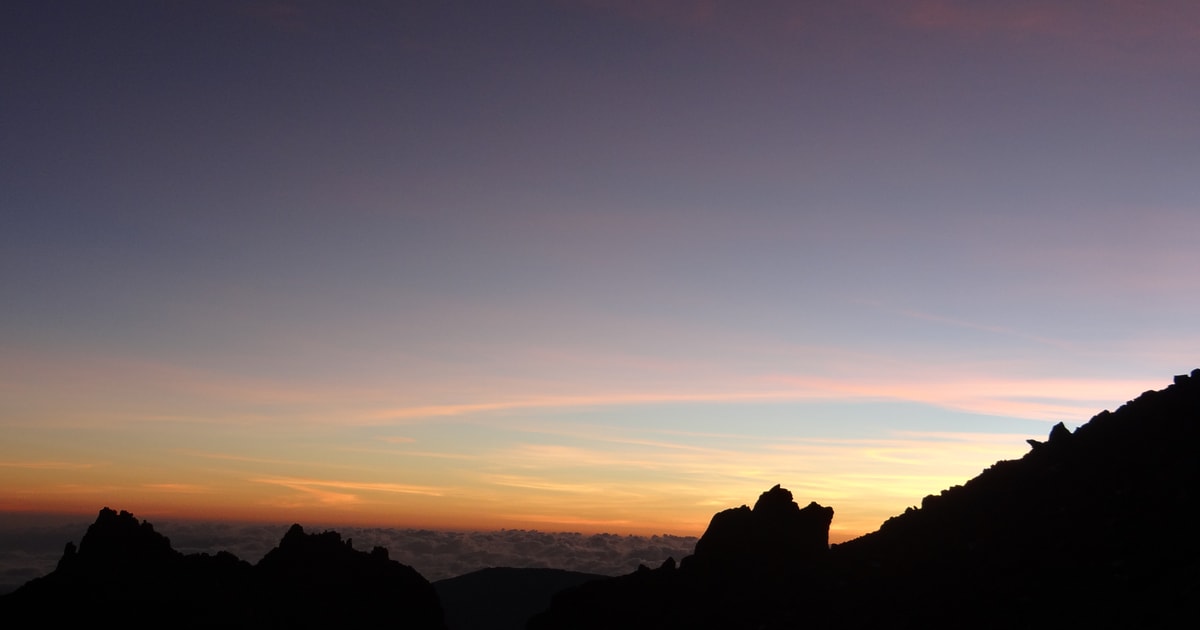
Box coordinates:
[0,516,698,593]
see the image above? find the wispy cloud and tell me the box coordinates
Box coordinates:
[366,390,825,423]
[180,451,303,465]
[0,461,94,470]
[496,513,637,528]
[883,305,1078,350]
[6,323,1176,434]
[366,369,1150,426]
[251,477,446,500]
[141,483,212,494]
[463,422,1044,538]
[338,447,481,461]
[375,436,415,444]
[770,373,1156,422]
[482,475,616,495]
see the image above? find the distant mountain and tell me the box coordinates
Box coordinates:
[531,370,1200,629]
[434,567,605,630]
[0,508,445,629]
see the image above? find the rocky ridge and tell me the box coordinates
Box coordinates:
[0,508,445,629]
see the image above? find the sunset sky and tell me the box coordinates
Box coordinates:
[3,1,1199,541]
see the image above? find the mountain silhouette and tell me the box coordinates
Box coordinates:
[3,372,1198,628]
[531,370,1200,629]
[0,509,445,628]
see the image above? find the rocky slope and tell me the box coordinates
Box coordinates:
[531,371,1200,629]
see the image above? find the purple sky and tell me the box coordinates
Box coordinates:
[2,1,1199,539]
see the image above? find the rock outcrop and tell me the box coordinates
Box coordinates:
[688,485,833,576]
[529,486,834,629]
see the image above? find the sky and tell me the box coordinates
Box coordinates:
[2,0,1199,543]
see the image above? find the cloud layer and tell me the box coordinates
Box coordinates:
[0,517,698,592]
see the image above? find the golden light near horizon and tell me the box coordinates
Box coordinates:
[0,372,1141,538]
[3,1,1200,541]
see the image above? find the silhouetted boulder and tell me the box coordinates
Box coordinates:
[690,485,832,576]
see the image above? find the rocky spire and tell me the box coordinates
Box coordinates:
[688,484,833,576]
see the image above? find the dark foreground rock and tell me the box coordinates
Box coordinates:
[434,567,605,630]
[688,484,833,576]
[532,371,1200,629]
[530,485,835,629]
[0,509,444,629]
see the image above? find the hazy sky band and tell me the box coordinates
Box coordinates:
[2,1,1198,537]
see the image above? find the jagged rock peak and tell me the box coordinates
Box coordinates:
[77,506,176,562]
[752,484,797,513]
[7,508,446,629]
[1027,421,1073,451]
[273,522,352,553]
[1173,368,1200,385]
[54,541,78,572]
[691,485,833,573]
[281,523,306,544]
